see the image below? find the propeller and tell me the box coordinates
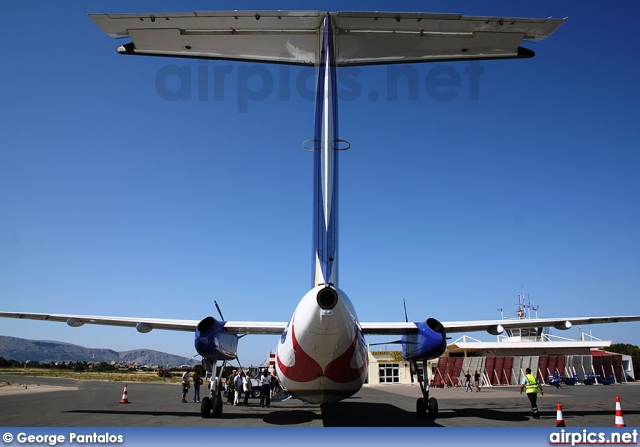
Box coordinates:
[367,299,416,347]
[213,300,248,371]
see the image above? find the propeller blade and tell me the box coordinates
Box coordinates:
[214,300,225,321]
[368,340,403,346]
[403,298,408,323]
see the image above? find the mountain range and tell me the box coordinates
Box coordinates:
[0,335,197,366]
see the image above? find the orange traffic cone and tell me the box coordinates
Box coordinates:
[120,383,130,404]
[614,396,626,427]
[556,402,566,427]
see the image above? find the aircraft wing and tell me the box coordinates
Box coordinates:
[361,315,640,335]
[0,311,198,332]
[3,311,639,337]
[0,311,286,335]
[89,10,564,66]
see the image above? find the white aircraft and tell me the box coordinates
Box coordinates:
[2,10,640,419]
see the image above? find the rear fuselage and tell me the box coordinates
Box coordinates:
[275,15,367,404]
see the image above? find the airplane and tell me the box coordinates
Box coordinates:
[2,10,640,420]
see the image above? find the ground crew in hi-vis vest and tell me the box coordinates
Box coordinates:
[519,367,544,419]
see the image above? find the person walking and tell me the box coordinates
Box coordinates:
[520,367,544,419]
[192,372,202,403]
[464,371,472,392]
[180,369,191,403]
[270,368,281,398]
[474,370,481,392]
[260,369,272,408]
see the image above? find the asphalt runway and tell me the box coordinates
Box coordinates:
[1,375,639,427]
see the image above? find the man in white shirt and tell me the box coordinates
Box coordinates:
[233,371,243,406]
[242,372,251,406]
[209,376,219,398]
[181,369,191,403]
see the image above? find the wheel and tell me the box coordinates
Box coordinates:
[427,397,438,419]
[200,397,212,418]
[252,388,261,398]
[416,397,427,418]
[212,396,223,418]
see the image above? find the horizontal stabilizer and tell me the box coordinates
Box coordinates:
[89,10,565,66]
[331,11,564,65]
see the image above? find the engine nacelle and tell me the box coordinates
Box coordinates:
[401,318,447,361]
[66,318,85,328]
[554,320,572,330]
[194,316,238,361]
[136,322,153,333]
[487,324,504,336]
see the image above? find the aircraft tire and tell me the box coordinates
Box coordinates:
[416,398,427,418]
[252,388,261,398]
[200,397,212,418]
[427,397,438,419]
[212,396,223,418]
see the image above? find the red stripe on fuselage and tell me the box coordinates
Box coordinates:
[278,321,365,384]
[324,333,367,383]
[277,322,323,383]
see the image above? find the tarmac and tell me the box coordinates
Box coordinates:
[1,374,638,427]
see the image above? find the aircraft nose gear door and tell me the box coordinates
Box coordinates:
[411,359,438,419]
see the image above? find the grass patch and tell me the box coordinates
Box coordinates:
[0,368,181,383]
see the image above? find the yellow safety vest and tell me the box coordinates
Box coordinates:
[524,374,539,393]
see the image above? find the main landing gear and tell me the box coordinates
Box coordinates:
[411,359,438,419]
[201,359,226,419]
[200,394,223,418]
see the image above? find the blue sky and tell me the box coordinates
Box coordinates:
[1,1,639,367]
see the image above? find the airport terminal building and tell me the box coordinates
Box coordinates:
[367,327,635,387]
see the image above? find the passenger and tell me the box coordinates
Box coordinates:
[226,371,236,405]
[234,370,243,406]
[209,376,219,398]
[242,371,251,407]
[464,371,472,392]
[192,372,202,403]
[474,370,481,392]
[520,367,544,419]
[181,368,191,403]
[260,369,272,408]
[270,368,281,398]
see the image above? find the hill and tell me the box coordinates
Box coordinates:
[0,336,196,366]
